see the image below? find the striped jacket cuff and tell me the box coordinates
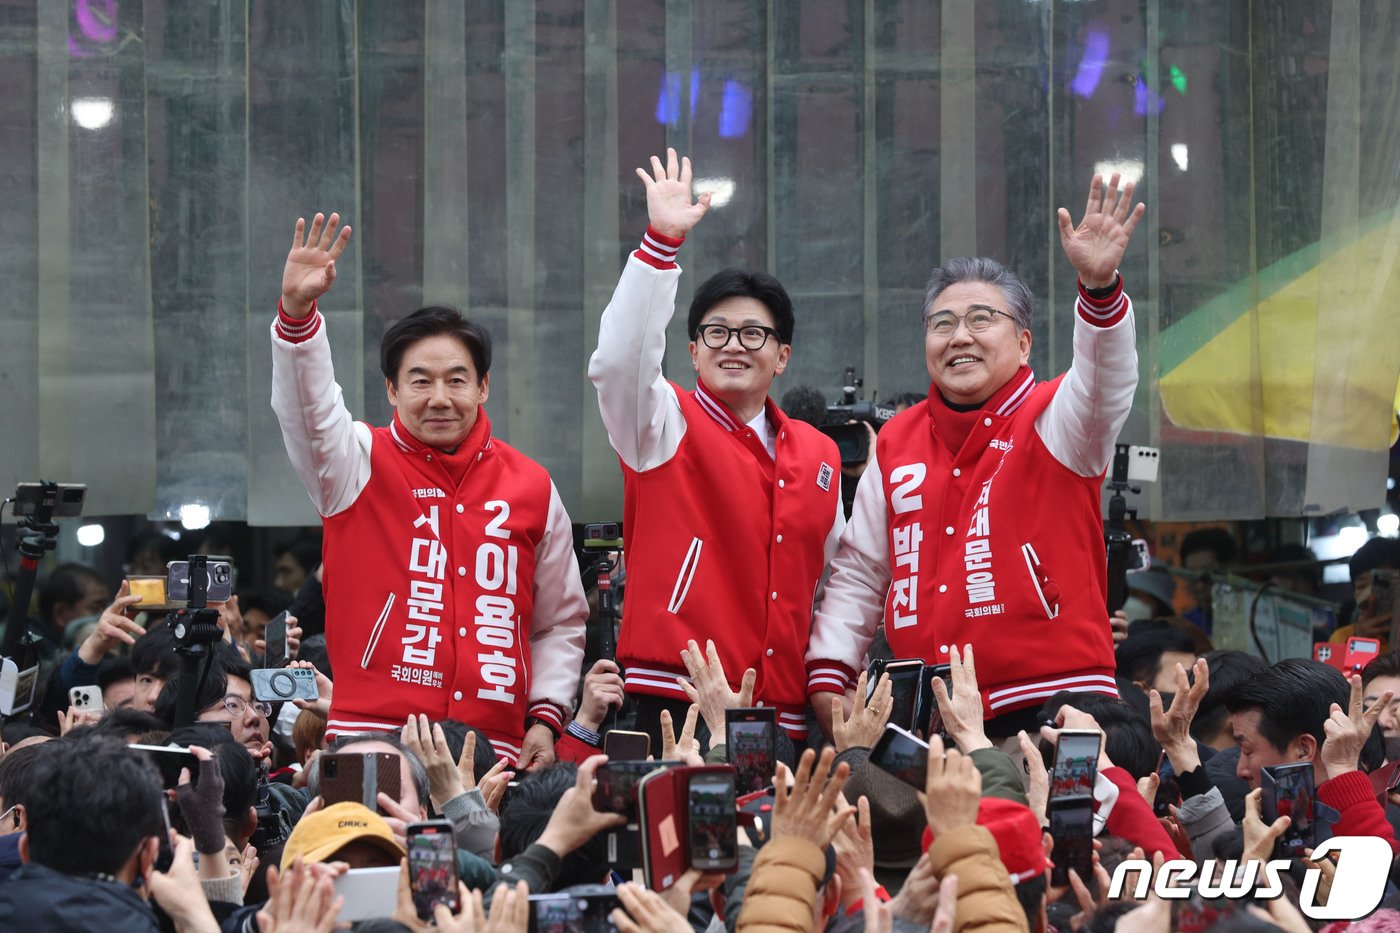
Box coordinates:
[633,226,684,270]
[277,300,323,343]
[527,701,566,733]
[806,660,857,697]
[564,720,602,748]
[1075,275,1128,328]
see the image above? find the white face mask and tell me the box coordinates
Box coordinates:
[1122,595,1155,622]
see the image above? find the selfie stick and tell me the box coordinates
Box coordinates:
[2,482,62,660]
[170,555,224,729]
[1103,445,1159,614]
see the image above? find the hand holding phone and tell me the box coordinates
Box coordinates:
[869,724,929,791]
[262,612,290,667]
[686,771,738,871]
[1049,730,1101,801]
[407,820,460,920]
[603,730,650,761]
[725,707,777,794]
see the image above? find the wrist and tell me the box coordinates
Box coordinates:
[280,295,314,319]
[77,639,106,666]
[952,730,993,752]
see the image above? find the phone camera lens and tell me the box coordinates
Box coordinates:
[271,671,296,698]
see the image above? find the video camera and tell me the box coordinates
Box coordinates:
[1104,444,1161,613]
[820,366,897,466]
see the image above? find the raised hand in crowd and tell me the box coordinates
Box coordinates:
[1040,705,1114,772]
[919,736,981,837]
[859,868,892,933]
[655,868,724,922]
[931,645,992,752]
[660,705,703,765]
[1109,609,1130,646]
[832,794,875,910]
[771,746,855,848]
[282,212,353,318]
[212,595,244,648]
[1110,853,1169,933]
[175,747,233,880]
[1242,788,1291,864]
[534,755,628,858]
[635,147,710,240]
[574,659,626,732]
[1056,172,1146,288]
[254,616,302,661]
[289,659,333,718]
[390,857,495,933]
[56,706,100,735]
[612,882,695,933]
[258,856,342,933]
[888,854,958,929]
[1016,730,1050,826]
[832,671,891,753]
[148,833,222,933]
[76,579,145,664]
[1321,673,1392,780]
[403,716,514,813]
[1149,657,1209,774]
[680,638,755,741]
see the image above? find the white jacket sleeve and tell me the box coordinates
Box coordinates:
[523,481,589,730]
[805,448,890,692]
[269,309,373,517]
[587,254,689,472]
[1036,287,1139,477]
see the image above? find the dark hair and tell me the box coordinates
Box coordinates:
[274,536,322,577]
[1115,627,1199,686]
[131,622,182,681]
[1350,537,1400,582]
[0,742,51,809]
[380,305,492,385]
[38,562,104,625]
[236,588,293,621]
[1179,527,1238,567]
[89,707,168,742]
[308,732,430,809]
[168,724,260,835]
[1364,650,1400,688]
[887,392,928,409]
[153,645,253,727]
[922,257,1035,332]
[19,737,164,875]
[97,658,135,693]
[1012,874,1046,931]
[1040,693,1160,780]
[686,269,795,346]
[778,385,827,427]
[498,763,606,889]
[1191,650,1269,742]
[1225,658,1349,754]
[435,719,498,785]
[0,718,54,746]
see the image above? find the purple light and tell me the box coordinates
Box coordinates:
[1070,28,1110,99]
[718,80,751,138]
[76,0,118,42]
[655,71,682,126]
[1133,78,1165,116]
[689,69,700,118]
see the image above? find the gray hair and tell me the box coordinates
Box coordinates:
[305,731,431,808]
[922,257,1034,332]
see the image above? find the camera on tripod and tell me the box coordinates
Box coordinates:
[820,366,896,466]
[1104,444,1161,612]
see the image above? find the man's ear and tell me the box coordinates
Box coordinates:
[822,873,842,917]
[17,832,29,864]
[1295,733,1318,762]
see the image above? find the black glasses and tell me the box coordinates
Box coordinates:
[696,323,780,351]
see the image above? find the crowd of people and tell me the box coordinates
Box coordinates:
[2,150,1400,931]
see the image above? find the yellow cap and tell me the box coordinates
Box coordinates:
[280,801,406,871]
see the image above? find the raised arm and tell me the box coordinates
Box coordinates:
[1038,174,1145,477]
[587,149,711,472]
[270,212,371,516]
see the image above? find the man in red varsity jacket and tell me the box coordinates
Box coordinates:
[587,149,845,744]
[808,173,1145,741]
[270,213,588,767]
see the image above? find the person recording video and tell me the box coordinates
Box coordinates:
[270,213,588,769]
[808,173,1145,742]
[588,150,844,744]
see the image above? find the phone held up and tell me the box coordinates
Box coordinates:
[407,820,460,920]
[725,707,777,795]
[1047,729,1100,887]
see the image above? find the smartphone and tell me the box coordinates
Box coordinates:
[127,576,168,609]
[251,667,318,703]
[1048,799,1094,886]
[333,866,400,922]
[725,707,777,795]
[12,482,86,518]
[166,559,234,603]
[603,730,650,761]
[882,660,924,732]
[263,611,290,667]
[1261,762,1316,857]
[868,724,929,792]
[916,663,953,740]
[69,685,105,715]
[129,743,199,790]
[155,796,175,872]
[319,752,402,813]
[686,770,738,871]
[1050,730,1101,801]
[593,760,676,822]
[407,820,460,920]
[528,886,621,933]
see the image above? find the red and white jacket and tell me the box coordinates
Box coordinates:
[806,280,1137,717]
[587,229,845,738]
[271,306,587,761]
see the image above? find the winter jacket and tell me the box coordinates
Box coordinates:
[735,837,826,933]
[0,861,159,932]
[924,825,1030,933]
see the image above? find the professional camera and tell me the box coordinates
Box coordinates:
[821,367,896,466]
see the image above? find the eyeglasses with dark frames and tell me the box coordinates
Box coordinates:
[695,323,781,351]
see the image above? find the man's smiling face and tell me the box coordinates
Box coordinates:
[924,281,1030,406]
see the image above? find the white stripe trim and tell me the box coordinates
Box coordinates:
[361,593,395,669]
[1021,543,1059,620]
[693,385,742,431]
[388,421,414,452]
[490,740,523,758]
[995,371,1036,416]
[778,713,808,723]
[327,718,404,732]
[641,231,680,256]
[277,313,321,338]
[666,538,703,614]
[625,677,691,693]
[626,666,692,683]
[808,676,848,690]
[1077,293,1127,320]
[807,666,850,680]
[637,240,678,264]
[988,682,1118,712]
[988,673,1119,700]
[779,724,808,736]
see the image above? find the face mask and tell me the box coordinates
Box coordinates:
[1122,596,1154,622]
